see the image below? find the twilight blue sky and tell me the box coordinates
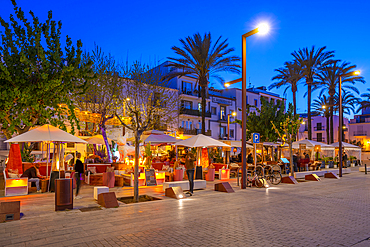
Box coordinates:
[1,0,370,118]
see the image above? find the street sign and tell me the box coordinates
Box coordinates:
[252,133,260,143]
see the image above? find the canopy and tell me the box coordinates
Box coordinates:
[143,134,178,144]
[330,142,361,150]
[127,132,178,145]
[5,124,87,143]
[174,134,230,148]
[221,140,253,148]
[263,142,288,147]
[292,139,334,150]
[85,135,113,145]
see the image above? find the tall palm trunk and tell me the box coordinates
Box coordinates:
[326,114,330,144]
[329,93,334,144]
[307,80,312,140]
[200,81,207,135]
[292,88,297,116]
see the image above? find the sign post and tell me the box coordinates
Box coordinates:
[252,133,260,169]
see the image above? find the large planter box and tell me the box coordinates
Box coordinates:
[205,168,215,181]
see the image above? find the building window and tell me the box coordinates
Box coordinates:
[198,102,202,112]
[316,122,322,131]
[181,100,192,109]
[316,133,323,142]
[211,107,216,115]
[182,81,192,93]
[246,96,248,106]
[220,106,226,120]
[254,99,258,107]
[230,129,234,138]
[220,126,226,139]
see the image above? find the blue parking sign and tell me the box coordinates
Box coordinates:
[252,133,260,143]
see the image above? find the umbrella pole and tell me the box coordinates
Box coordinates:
[47,143,51,192]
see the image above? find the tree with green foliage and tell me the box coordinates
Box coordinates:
[0,1,92,139]
[234,97,286,143]
[116,62,179,202]
[167,32,240,134]
[271,103,301,177]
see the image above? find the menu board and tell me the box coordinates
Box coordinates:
[145,169,157,186]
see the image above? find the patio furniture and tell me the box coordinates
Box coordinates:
[3,170,28,197]
[103,172,115,188]
[162,180,206,191]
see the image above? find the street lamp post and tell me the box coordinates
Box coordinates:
[225,23,269,189]
[338,70,360,177]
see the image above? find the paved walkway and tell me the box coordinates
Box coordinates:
[1,168,370,247]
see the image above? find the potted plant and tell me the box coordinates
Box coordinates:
[143,143,152,170]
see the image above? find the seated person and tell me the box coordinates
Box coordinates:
[21,163,46,192]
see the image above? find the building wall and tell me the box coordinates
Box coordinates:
[298,115,349,143]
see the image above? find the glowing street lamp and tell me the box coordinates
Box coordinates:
[228,23,270,189]
[339,70,360,177]
[227,111,237,140]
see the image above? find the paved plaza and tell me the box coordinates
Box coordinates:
[0,169,370,247]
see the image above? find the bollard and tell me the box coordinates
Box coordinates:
[365,163,367,175]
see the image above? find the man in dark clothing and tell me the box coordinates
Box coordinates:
[74,152,84,199]
[247,152,254,164]
[293,153,298,172]
[184,148,195,196]
[343,152,348,168]
[21,163,44,192]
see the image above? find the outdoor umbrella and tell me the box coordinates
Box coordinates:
[85,135,113,145]
[5,124,87,183]
[174,134,230,148]
[331,142,362,160]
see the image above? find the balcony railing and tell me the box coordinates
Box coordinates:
[314,126,325,131]
[180,90,200,97]
[353,131,367,136]
[178,128,211,136]
[180,108,211,118]
[312,137,326,142]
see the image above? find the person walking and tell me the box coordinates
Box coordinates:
[74,152,84,199]
[184,148,195,196]
[343,152,348,168]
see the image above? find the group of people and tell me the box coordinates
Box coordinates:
[20,152,84,199]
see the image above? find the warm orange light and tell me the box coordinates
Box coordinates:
[221,170,226,174]
[126,97,130,101]
[224,83,230,88]
[6,178,27,188]
[139,173,145,179]
[354,70,361,75]
[155,172,165,179]
[322,105,326,109]
[232,111,237,117]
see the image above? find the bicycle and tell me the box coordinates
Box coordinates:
[246,165,266,188]
[264,164,282,185]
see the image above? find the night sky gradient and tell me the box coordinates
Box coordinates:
[1,0,369,118]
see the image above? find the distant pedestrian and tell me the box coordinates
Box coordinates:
[343,152,348,168]
[184,148,195,196]
[293,152,298,172]
[247,152,254,164]
[74,152,84,199]
[304,152,310,160]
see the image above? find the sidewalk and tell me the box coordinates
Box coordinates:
[0,169,369,246]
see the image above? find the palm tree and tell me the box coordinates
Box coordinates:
[291,46,334,140]
[167,33,240,134]
[334,90,359,142]
[358,88,370,113]
[312,95,331,144]
[269,61,303,116]
[317,61,364,143]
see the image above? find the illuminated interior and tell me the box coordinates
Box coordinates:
[6,178,28,188]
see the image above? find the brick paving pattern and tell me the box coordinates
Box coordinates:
[0,169,369,246]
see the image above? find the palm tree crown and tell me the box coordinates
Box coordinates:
[291,46,335,140]
[270,61,303,116]
[166,32,240,134]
